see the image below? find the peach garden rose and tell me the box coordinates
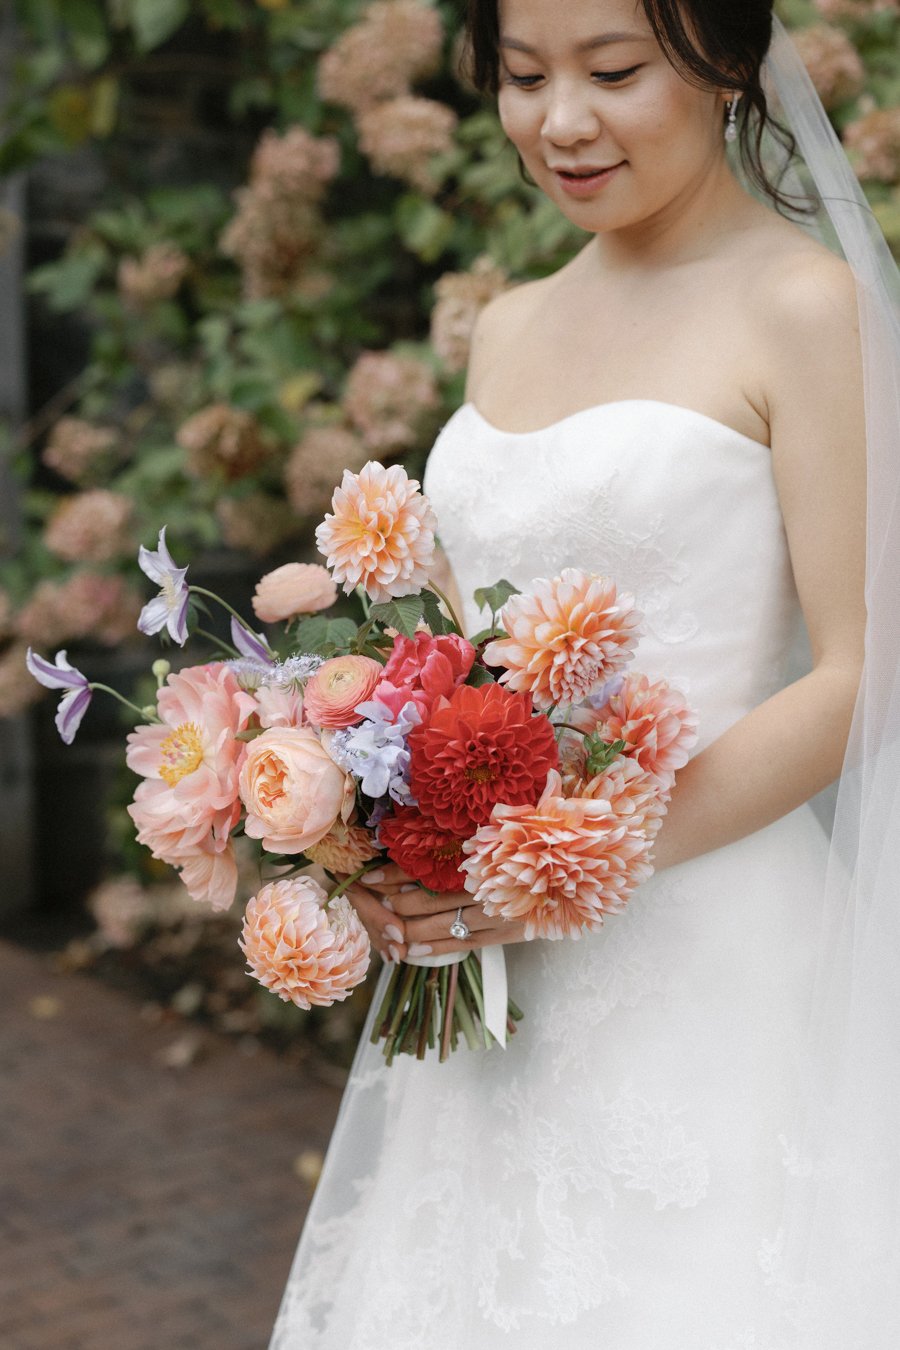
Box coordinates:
[238,725,353,853]
[252,561,338,623]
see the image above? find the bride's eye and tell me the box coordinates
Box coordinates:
[592,66,641,84]
[505,73,543,88]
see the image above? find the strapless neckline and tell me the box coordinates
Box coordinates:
[456,399,770,452]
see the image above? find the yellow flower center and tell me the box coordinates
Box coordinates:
[465,762,494,783]
[159,721,204,786]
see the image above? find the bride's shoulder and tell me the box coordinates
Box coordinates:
[464,273,555,398]
[748,218,859,344]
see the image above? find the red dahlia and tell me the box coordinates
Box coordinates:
[378,808,469,893]
[408,682,559,836]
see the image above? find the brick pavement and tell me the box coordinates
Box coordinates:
[0,940,344,1350]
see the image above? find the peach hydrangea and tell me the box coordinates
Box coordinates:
[44,489,133,564]
[238,726,353,854]
[240,877,370,1008]
[303,655,383,729]
[317,0,445,114]
[430,258,510,374]
[791,24,865,109]
[252,562,337,624]
[117,242,190,308]
[844,108,900,183]
[176,403,269,480]
[316,460,437,603]
[285,423,369,518]
[356,95,458,195]
[343,351,440,453]
[483,569,642,711]
[462,770,654,941]
[41,417,118,482]
[126,664,258,910]
[305,819,381,873]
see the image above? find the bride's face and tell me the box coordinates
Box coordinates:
[496,0,727,235]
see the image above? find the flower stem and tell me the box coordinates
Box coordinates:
[327,861,381,903]
[88,683,154,720]
[426,582,465,636]
[189,586,257,634]
[195,626,240,657]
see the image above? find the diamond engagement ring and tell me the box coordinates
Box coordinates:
[449,907,470,940]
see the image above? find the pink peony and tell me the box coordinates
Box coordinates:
[373,630,475,716]
[303,655,383,728]
[254,682,305,729]
[315,460,437,603]
[240,877,370,1009]
[252,562,337,623]
[239,726,353,853]
[126,664,257,909]
[462,770,654,941]
[484,569,642,711]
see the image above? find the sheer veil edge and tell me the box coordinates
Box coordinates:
[763,17,900,1346]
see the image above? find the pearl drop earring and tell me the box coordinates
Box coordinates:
[725,95,740,143]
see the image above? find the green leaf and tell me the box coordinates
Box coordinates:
[421,587,455,635]
[473,579,519,617]
[368,594,425,638]
[130,0,190,51]
[64,0,112,68]
[395,197,456,263]
[294,615,330,653]
[583,736,627,777]
[326,617,360,650]
[467,664,496,687]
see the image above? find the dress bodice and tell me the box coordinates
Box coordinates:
[423,399,805,750]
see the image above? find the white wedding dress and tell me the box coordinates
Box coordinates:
[270,398,830,1350]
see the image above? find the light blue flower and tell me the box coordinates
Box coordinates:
[331,697,421,804]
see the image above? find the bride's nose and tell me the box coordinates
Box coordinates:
[540,81,602,147]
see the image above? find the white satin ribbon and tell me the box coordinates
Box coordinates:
[403,946,509,1049]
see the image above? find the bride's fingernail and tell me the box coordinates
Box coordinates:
[400,883,420,893]
[382,899,395,912]
[384,923,404,943]
[388,943,402,962]
[407,942,433,956]
[366,869,385,883]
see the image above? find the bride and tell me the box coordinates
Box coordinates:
[270,1,898,1346]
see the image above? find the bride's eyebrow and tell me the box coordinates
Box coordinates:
[499,31,649,55]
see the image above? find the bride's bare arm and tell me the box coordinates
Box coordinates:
[652,252,866,871]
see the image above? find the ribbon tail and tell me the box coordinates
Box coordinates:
[480,945,509,1049]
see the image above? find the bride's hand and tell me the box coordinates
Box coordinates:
[358,862,526,956]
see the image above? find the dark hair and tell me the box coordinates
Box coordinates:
[463,0,814,218]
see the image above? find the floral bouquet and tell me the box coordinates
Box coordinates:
[26,460,697,1064]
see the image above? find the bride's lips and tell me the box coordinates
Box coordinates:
[551,162,625,197]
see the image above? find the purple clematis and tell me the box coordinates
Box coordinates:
[230,616,274,665]
[25,649,92,745]
[137,527,190,646]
